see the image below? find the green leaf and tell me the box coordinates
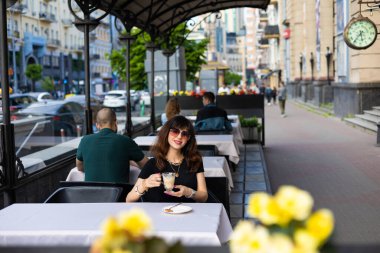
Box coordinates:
[167,241,186,253]
[144,237,168,253]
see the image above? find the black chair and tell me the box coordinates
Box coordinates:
[58,181,134,202]
[206,190,221,203]
[197,145,218,156]
[44,186,124,203]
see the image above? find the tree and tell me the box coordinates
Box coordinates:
[224,71,242,86]
[25,64,42,92]
[107,24,208,90]
[41,77,55,93]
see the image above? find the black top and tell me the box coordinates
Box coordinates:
[138,158,204,202]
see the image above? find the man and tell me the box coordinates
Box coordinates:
[278,81,287,117]
[76,108,149,183]
[195,91,232,132]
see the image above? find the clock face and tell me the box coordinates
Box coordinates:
[344,17,378,50]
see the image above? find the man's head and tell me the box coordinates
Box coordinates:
[202,92,215,106]
[96,108,117,132]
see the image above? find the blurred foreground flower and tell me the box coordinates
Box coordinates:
[230,185,334,253]
[91,208,184,253]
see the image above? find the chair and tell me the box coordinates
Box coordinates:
[206,190,221,203]
[58,181,134,202]
[197,145,218,156]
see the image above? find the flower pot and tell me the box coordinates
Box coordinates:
[241,126,260,142]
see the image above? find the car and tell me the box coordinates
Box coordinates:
[103,90,139,111]
[139,91,151,106]
[0,94,38,114]
[65,94,103,124]
[13,101,85,137]
[25,92,54,102]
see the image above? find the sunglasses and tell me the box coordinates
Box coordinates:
[169,128,191,139]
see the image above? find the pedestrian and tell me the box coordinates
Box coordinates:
[76,108,149,183]
[272,86,277,104]
[278,81,287,117]
[265,86,272,105]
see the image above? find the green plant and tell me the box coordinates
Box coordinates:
[41,77,55,92]
[239,115,260,128]
[25,64,43,92]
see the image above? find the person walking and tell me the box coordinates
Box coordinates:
[76,108,149,183]
[278,81,287,117]
[272,86,277,104]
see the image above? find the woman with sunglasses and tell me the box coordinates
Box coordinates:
[126,115,208,202]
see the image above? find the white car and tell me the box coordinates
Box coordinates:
[103,90,139,110]
[26,92,54,102]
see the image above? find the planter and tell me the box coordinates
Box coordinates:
[241,126,261,142]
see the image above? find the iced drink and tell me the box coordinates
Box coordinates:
[162,172,175,191]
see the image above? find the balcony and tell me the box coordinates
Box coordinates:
[92,72,101,78]
[62,19,72,27]
[7,29,20,39]
[90,32,97,40]
[258,38,269,49]
[39,12,56,23]
[259,12,268,23]
[264,25,280,39]
[91,54,101,60]
[47,39,60,48]
[9,3,28,14]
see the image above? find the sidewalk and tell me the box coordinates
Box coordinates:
[264,101,380,245]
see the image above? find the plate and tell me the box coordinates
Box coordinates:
[163,205,192,214]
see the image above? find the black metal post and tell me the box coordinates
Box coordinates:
[310,52,314,81]
[0,0,16,206]
[325,47,332,86]
[163,49,174,101]
[119,34,134,137]
[147,42,156,132]
[299,54,303,81]
[83,21,93,135]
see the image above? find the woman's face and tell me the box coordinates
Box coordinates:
[167,127,190,151]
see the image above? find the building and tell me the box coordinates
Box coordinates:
[6,0,113,95]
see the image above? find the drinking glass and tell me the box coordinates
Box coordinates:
[162,172,175,192]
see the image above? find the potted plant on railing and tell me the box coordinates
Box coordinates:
[239,115,262,143]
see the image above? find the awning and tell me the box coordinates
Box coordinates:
[202,61,229,70]
[96,0,270,36]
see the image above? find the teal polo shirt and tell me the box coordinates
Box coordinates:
[76,128,144,183]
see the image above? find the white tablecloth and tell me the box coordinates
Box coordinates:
[67,156,233,190]
[0,203,232,246]
[134,135,240,164]
[186,115,239,123]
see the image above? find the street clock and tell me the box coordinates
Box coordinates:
[344,15,378,50]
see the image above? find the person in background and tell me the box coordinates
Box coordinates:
[161,97,181,125]
[272,86,278,104]
[278,81,287,117]
[265,85,273,105]
[218,83,230,95]
[194,91,232,132]
[76,108,149,183]
[126,115,208,202]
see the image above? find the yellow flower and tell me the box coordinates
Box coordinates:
[230,221,270,253]
[247,192,280,225]
[102,217,121,237]
[179,90,185,96]
[268,233,294,253]
[275,185,314,222]
[306,209,334,244]
[173,90,179,96]
[112,249,132,253]
[294,229,319,252]
[118,208,152,240]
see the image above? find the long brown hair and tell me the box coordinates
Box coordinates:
[165,98,181,121]
[150,115,202,173]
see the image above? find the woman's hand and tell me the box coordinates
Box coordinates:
[143,173,162,190]
[165,185,190,198]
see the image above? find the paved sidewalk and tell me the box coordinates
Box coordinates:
[264,101,380,245]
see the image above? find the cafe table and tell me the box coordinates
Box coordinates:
[0,203,232,247]
[134,135,240,164]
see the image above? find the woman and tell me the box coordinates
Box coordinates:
[126,115,208,202]
[161,98,181,125]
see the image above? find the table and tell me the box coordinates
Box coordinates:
[186,115,239,123]
[134,135,240,164]
[67,156,233,190]
[0,203,232,247]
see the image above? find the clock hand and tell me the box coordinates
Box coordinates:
[353,31,363,43]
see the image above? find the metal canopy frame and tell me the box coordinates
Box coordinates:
[96,0,270,37]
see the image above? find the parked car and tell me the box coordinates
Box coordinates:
[13,101,85,136]
[139,91,151,106]
[103,90,140,111]
[0,94,38,114]
[65,94,103,123]
[25,92,54,102]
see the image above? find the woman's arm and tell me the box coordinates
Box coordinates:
[126,173,162,202]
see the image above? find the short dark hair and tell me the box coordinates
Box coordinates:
[203,92,215,103]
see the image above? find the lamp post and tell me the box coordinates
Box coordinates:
[325,47,332,86]
[310,52,314,81]
[299,53,303,80]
